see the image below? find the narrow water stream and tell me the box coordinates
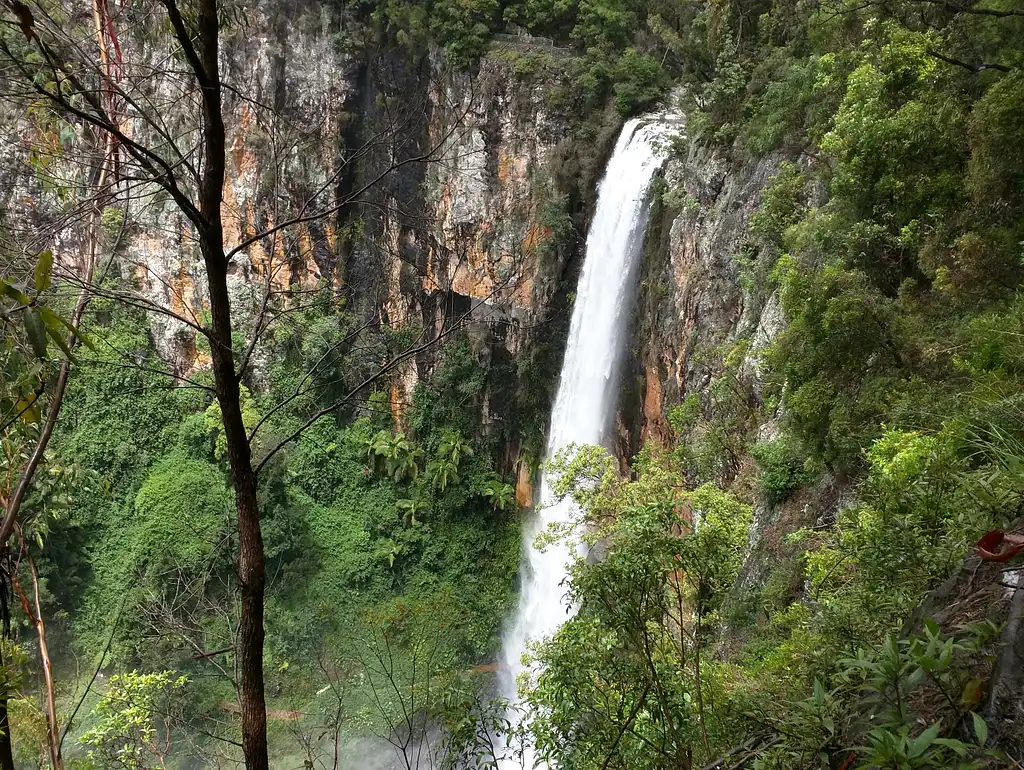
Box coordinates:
[498,116,679,769]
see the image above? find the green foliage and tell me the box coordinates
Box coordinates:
[524,442,751,768]
[570,0,636,51]
[611,49,669,116]
[669,342,758,485]
[478,475,516,512]
[719,1,1024,494]
[132,452,231,579]
[700,35,747,142]
[204,385,260,460]
[42,297,522,755]
[840,626,993,769]
[753,618,999,770]
[536,192,575,268]
[754,622,999,769]
[751,435,815,505]
[741,55,823,156]
[750,161,807,248]
[363,0,500,66]
[427,430,475,490]
[80,671,189,770]
[411,341,488,443]
[800,426,1000,646]
[365,0,682,114]
[769,256,905,471]
[0,248,88,429]
[430,0,500,66]
[55,297,199,490]
[10,694,49,769]
[739,415,1022,735]
[503,0,576,38]
[366,429,424,482]
[968,71,1024,204]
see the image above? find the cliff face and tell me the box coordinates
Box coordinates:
[630,143,789,450]
[366,52,573,420]
[620,139,812,622]
[425,59,566,320]
[113,0,811,576]
[616,135,865,657]
[70,1,570,390]
[625,136,1024,744]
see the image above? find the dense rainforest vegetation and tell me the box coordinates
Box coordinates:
[0,0,1022,768]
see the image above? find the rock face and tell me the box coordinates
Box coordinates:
[0,0,582,480]
[626,136,1024,752]
[18,0,362,378]
[425,58,566,322]
[99,3,582,479]
[623,139,792,472]
[40,1,578,434]
[621,137,855,650]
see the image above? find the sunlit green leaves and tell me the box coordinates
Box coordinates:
[525,443,750,769]
[0,250,86,430]
[80,670,190,770]
[32,249,52,292]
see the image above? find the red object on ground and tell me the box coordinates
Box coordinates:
[977,530,1024,562]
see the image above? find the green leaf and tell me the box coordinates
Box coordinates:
[15,394,40,425]
[0,280,31,306]
[907,665,926,690]
[34,250,53,292]
[44,323,75,363]
[24,309,48,359]
[971,712,987,746]
[932,738,968,756]
[961,676,985,708]
[909,721,942,758]
[40,307,94,350]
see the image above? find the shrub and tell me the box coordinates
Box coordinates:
[751,436,814,505]
[611,48,669,116]
[132,453,232,579]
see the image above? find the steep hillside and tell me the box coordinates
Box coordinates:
[0,1,1022,768]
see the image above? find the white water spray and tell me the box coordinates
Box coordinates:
[497,117,679,769]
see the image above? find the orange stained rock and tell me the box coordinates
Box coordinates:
[642,362,672,448]
[515,461,533,508]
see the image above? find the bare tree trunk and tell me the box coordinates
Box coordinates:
[12,550,61,770]
[172,0,269,764]
[26,553,61,770]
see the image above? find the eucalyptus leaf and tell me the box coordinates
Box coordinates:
[34,249,53,292]
[24,308,48,359]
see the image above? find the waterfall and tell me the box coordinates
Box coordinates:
[497,116,679,769]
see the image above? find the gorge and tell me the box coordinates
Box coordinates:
[0,1,1022,769]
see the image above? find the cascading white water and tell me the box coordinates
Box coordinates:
[497,116,679,769]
